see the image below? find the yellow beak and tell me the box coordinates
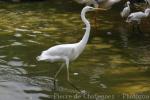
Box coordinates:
[93,8,107,11]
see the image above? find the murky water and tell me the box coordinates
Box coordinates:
[0,1,150,100]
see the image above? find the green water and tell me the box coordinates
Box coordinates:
[0,1,150,100]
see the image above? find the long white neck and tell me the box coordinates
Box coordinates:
[76,8,91,54]
[127,3,130,8]
[80,9,90,45]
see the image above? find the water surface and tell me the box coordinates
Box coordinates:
[0,1,150,100]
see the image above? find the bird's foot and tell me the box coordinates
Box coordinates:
[80,90,87,95]
[67,80,81,93]
[53,78,58,91]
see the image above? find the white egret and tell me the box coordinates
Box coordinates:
[126,8,150,24]
[121,1,131,18]
[36,6,105,81]
[74,0,100,8]
[73,0,101,28]
[74,0,121,8]
[74,0,120,28]
[126,8,150,32]
[145,0,150,5]
[99,0,121,9]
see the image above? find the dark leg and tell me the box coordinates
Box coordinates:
[132,24,135,33]
[67,80,81,93]
[67,80,88,97]
[137,24,143,34]
[53,78,57,91]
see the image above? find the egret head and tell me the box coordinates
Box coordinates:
[127,1,130,5]
[125,1,130,6]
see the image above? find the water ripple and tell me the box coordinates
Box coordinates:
[11,42,26,46]
[0,81,49,100]
[26,40,41,45]
[7,60,24,67]
[14,33,22,38]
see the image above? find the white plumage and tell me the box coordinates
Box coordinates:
[37,6,100,81]
[101,0,121,9]
[74,0,100,7]
[121,1,130,18]
[126,8,150,24]
[145,0,150,5]
[73,0,121,8]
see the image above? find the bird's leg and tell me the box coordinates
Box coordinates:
[64,58,83,93]
[137,24,143,34]
[54,63,65,79]
[53,63,65,90]
[65,58,70,81]
[64,58,82,93]
[67,81,81,93]
[132,24,135,33]
[53,79,57,91]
